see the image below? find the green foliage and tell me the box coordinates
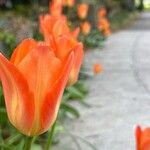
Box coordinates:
[79,29,105,48]
[61,103,80,118]
[33,30,44,41]
[58,80,88,121]
[109,10,138,31]
[0,31,16,58]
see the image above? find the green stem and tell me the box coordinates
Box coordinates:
[0,127,4,150]
[24,136,35,150]
[44,122,56,150]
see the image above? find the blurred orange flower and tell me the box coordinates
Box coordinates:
[40,15,79,41]
[97,6,111,36]
[50,0,63,17]
[135,126,150,150]
[40,0,80,41]
[0,39,74,136]
[98,17,111,36]
[93,63,103,74]
[63,0,75,7]
[98,7,107,18]
[77,3,89,19]
[98,18,110,30]
[104,28,111,36]
[81,21,91,35]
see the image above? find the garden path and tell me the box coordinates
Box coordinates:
[53,12,150,150]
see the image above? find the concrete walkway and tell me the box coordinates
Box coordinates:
[53,12,150,150]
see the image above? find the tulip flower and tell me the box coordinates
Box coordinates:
[40,16,79,42]
[40,0,67,37]
[98,17,111,36]
[77,3,89,19]
[135,125,150,150]
[98,18,110,31]
[81,21,91,35]
[63,0,75,7]
[50,0,63,17]
[98,7,107,18]
[40,4,82,86]
[0,39,74,136]
[103,28,111,36]
[40,0,80,41]
[93,63,103,75]
[48,35,83,85]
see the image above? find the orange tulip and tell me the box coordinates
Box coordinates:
[40,15,67,39]
[62,0,66,5]
[40,4,82,86]
[98,7,107,18]
[63,0,75,7]
[0,39,74,136]
[103,28,111,36]
[40,0,67,33]
[135,126,150,150]
[77,3,89,19]
[50,0,63,17]
[40,0,80,41]
[40,17,82,86]
[40,16,79,42]
[98,18,110,30]
[81,21,91,35]
[97,6,111,37]
[93,63,103,74]
[98,17,111,36]
[40,0,67,36]
[47,34,83,86]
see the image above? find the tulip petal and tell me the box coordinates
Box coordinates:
[40,15,54,35]
[41,52,74,133]
[50,0,63,17]
[10,39,37,66]
[17,44,64,135]
[141,128,150,150]
[0,53,34,135]
[18,44,62,96]
[55,35,77,60]
[136,126,142,150]
[52,19,70,37]
[54,36,83,85]
[68,43,84,85]
[71,27,80,39]
[40,15,67,42]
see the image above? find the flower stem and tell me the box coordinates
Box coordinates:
[44,122,56,150]
[24,136,35,150]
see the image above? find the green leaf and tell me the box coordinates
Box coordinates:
[31,144,42,150]
[66,86,84,100]
[74,81,88,95]
[17,139,25,150]
[0,85,3,97]
[5,133,22,145]
[62,92,71,102]
[0,108,7,124]
[60,103,80,118]
[54,124,64,135]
